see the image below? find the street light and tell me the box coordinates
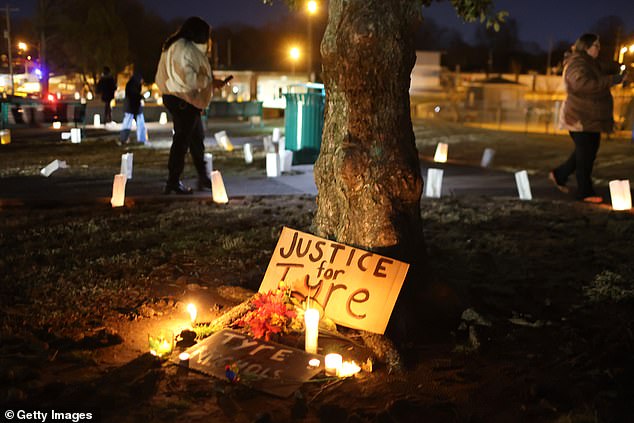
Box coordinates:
[306,1,318,82]
[307,0,317,14]
[618,43,634,64]
[289,46,301,75]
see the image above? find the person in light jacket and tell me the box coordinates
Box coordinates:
[155,16,226,194]
[550,33,629,203]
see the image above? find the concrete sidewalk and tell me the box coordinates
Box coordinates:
[0,122,598,207]
[0,157,581,207]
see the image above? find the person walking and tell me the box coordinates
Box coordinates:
[155,16,226,194]
[119,72,147,145]
[96,66,117,123]
[550,33,629,203]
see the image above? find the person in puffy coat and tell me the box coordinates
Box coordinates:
[550,33,629,203]
[155,16,226,195]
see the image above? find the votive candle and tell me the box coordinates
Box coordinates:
[324,353,342,376]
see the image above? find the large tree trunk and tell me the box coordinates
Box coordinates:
[314,0,423,266]
[313,0,425,346]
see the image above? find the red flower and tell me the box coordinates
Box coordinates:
[235,286,298,341]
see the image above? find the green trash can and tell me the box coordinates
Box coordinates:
[284,84,325,164]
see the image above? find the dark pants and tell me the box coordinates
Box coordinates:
[162,95,207,184]
[103,99,113,123]
[553,131,600,199]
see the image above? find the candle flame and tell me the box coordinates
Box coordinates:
[186,303,197,323]
[339,360,361,377]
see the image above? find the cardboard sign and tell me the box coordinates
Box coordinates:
[260,227,409,334]
[183,329,323,398]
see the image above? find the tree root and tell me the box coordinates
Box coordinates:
[207,295,255,332]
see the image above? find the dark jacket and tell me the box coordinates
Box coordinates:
[561,51,617,133]
[96,74,117,102]
[124,74,143,116]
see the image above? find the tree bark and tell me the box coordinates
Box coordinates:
[313,0,425,347]
[314,0,423,267]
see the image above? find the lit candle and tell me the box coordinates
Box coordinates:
[304,308,319,354]
[609,180,632,211]
[308,358,321,368]
[433,142,448,163]
[339,360,361,378]
[324,353,342,376]
[179,352,190,362]
[186,303,197,324]
[110,174,127,208]
[148,331,174,358]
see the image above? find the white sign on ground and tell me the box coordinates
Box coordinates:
[110,174,126,207]
[40,160,68,177]
[182,329,323,397]
[259,227,409,334]
[280,150,293,173]
[515,170,532,200]
[481,148,495,168]
[120,153,133,179]
[263,135,275,153]
[433,142,448,163]
[70,128,81,143]
[244,143,253,164]
[424,168,443,198]
[609,180,632,211]
[214,130,234,151]
[267,153,280,177]
[278,136,286,153]
[204,153,213,179]
[211,170,228,204]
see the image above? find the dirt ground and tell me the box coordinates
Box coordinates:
[1,119,634,422]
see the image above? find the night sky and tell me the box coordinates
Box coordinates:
[4,0,634,49]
